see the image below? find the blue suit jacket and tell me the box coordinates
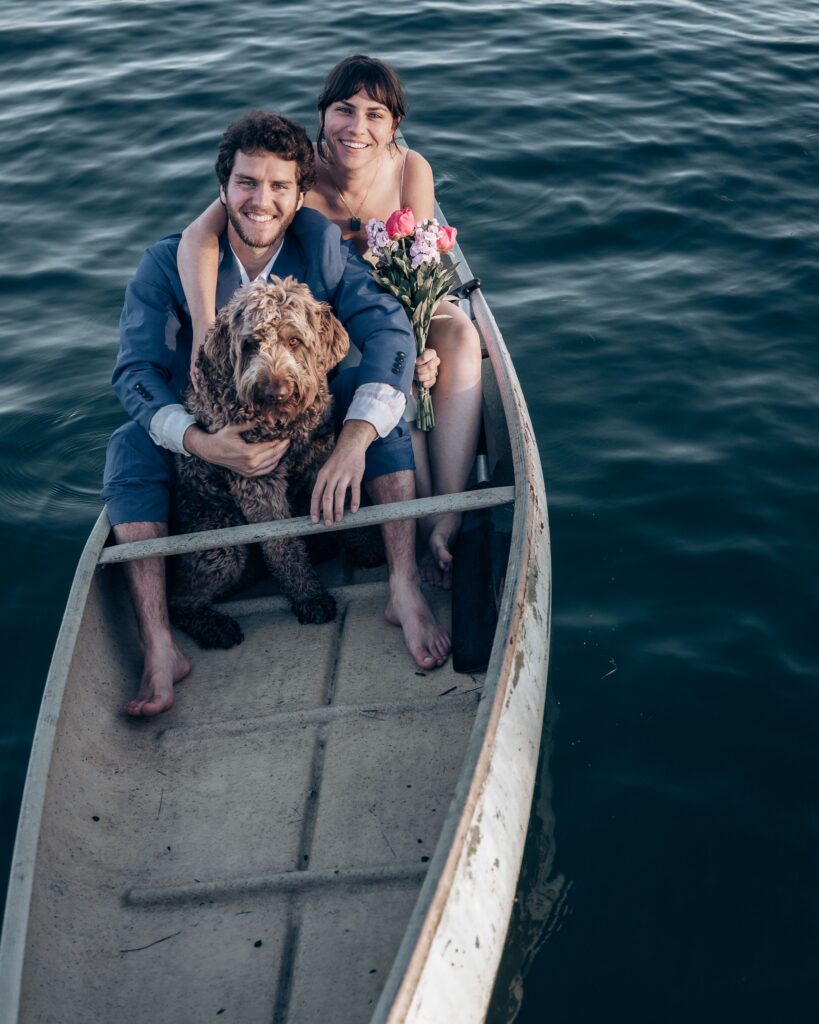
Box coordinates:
[112,208,416,434]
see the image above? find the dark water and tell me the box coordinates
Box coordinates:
[2,1,818,1020]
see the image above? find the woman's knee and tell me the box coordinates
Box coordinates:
[430,315,482,382]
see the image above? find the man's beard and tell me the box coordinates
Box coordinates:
[224,198,295,250]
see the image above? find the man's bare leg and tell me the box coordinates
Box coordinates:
[114,521,190,717]
[367,471,451,670]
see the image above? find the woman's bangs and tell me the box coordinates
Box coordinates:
[322,63,405,119]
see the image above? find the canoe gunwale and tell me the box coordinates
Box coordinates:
[0,510,111,1019]
[372,232,551,1021]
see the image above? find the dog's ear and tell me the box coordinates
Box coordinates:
[202,308,233,368]
[316,304,350,372]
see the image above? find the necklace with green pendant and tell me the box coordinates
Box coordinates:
[332,157,382,232]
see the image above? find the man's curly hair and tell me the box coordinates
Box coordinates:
[215,111,316,193]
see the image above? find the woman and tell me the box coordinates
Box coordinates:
[177,55,483,587]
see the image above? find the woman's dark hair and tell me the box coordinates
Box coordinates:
[316,55,407,161]
[215,110,316,192]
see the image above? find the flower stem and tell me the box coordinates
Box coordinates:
[416,385,435,431]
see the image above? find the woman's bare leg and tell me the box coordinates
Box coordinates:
[410,420,433,499]
[420,302,483,588]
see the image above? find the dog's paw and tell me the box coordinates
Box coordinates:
[196,611,244,649]
[170,605,244,649]
[292,590,337,625]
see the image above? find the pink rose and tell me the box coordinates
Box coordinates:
[437,225,458,252]
[385,207,416,239]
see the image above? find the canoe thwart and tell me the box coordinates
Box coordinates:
[98,486,515,565]
[127,863,429,908]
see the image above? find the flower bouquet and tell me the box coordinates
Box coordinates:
[365,208,459,431]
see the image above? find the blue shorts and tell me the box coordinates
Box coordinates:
[101,368,414,526]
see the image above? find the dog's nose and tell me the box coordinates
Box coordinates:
[264,378,293,402]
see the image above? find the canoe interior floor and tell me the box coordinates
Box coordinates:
[20,557,483,1024]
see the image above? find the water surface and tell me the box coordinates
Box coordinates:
[2,2,818,1020]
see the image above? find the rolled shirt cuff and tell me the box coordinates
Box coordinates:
[148,404,197,455]
[344,382,407,439]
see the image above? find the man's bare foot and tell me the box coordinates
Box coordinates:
[384,577,451,669]
[125,640,191,718]
[419,512,461,590]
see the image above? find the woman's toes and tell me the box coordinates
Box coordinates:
[419,550,444,587]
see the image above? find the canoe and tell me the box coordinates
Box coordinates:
[0,207,551,1023]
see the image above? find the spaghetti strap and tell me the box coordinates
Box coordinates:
[399,148,409,207]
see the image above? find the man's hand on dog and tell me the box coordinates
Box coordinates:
[183,424,290,477]
[311,420,376,527]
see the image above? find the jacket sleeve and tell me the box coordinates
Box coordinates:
[329,242,417,398]
[112,247,186,434]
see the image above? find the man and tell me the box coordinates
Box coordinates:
[103,110,450,717]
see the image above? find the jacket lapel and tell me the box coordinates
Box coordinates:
[271,229,306,284]
[215,226,305,310]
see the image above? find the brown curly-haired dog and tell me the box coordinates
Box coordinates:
[168,275,349,649]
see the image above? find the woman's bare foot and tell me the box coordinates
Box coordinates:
[384,577,451,670]
[419,512,461,590]
[125,640,191,718]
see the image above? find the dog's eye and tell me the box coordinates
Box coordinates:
[287,337,301,348]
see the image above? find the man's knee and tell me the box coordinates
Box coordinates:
[363,429,415,482]
[329,369,415,482]
[102,422,174,527]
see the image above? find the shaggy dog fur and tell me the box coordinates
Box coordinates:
[168,276,350,649]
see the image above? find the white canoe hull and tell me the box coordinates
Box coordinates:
[0,231,550,1024]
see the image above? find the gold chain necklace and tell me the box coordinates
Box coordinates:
[331,156,382,232]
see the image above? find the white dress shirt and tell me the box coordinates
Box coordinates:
[149,244,407,454]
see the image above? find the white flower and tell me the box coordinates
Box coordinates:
[365,218,390,253]
[410,222,441,269]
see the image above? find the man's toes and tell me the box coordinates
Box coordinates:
[413,633,450,669]
[406,636,435,669]
[141,695,173,717]
[430,629,451,664]
[417,650,436,669]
